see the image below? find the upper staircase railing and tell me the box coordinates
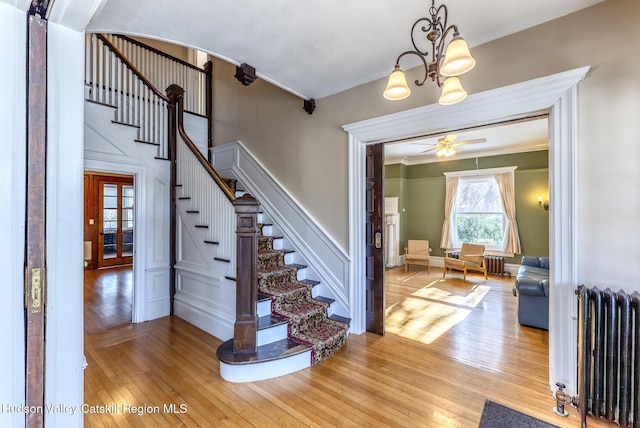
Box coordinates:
[84,33,212,159]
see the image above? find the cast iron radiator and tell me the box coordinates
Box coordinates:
[485,255,511,277]
[577,285,640,428]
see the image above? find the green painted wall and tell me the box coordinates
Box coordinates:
[384,150,549,264]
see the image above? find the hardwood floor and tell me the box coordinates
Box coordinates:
[84,265,612,427]
[84,265,133,335]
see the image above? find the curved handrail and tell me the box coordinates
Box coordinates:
[174,92,236,202]
[96,33,170,103]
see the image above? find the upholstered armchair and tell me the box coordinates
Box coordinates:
[404,240,432,274]
[443,243,487,282]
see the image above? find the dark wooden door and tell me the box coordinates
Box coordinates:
[365,143,385,335]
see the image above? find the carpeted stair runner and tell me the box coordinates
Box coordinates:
[257,225,348,365]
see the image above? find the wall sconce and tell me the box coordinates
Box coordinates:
[537,196,549,211]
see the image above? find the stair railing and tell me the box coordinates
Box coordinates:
[84,33,213,159]
[167,85,259,354]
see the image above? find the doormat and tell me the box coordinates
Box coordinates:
[479,400,559,428]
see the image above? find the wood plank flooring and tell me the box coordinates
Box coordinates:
[84,265,613,427]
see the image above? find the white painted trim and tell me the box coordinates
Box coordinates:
[84,159,148,324]
[45,22,85,428]
[211,141,351,317]
[443,165,517,178]
[343,66,590,397]
[0,4,26,427]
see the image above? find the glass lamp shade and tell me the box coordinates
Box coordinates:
[439,76,467,105]
[383,67,411,100]
[437,146,456,157]
[440,36,476,77]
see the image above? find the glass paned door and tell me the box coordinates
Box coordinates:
[98,178,134,267]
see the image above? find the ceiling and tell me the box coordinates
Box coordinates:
[383,117,549,165]
[84,0,604,100]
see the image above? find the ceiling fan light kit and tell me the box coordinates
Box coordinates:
[383,0,476,105]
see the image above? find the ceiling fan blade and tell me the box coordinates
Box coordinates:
[455,138,487,145]
[419,146,439,154]
[441,134,457,143]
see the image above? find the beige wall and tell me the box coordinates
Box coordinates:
[213,0,640,289]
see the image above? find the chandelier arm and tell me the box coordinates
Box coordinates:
[395,50,430,87]
[411,17,436,56]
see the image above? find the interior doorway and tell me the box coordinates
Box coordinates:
[84,171,135,331]
[345,67,588,393]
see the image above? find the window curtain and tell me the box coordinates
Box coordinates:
[494,172,521,254]
[440,176,459,249]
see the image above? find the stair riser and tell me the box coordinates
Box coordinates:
[257,323,288,346]
[257,299,272,318]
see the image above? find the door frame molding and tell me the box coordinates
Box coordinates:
[85,160,147,323]
[343,66,590,395]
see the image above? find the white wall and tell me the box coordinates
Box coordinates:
[0,4,26,428]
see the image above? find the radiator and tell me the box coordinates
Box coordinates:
[577,285,640,428]
[485,255,511,278]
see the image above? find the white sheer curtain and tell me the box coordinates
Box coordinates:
[440,176,459,249]
[495,172,521,254]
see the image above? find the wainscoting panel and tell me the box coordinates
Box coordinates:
[212,141,351,317]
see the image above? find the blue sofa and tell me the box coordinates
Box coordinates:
[513,256,549,330]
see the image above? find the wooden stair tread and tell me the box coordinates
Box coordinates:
[288,263,307,270]
[204,240,219,245]
[299,279,320,287]
[314,296,334,306]
[111,119,139,129]
[216,338,310,365]
[257,314,288,330]
[214,257,230,263]
[329,314,351,325]
[186,210,199,214]
[134,139,160,146]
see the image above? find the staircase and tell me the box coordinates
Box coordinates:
[85,33,350,383]
[211,182,350,381]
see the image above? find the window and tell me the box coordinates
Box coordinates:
[441,166,521,255]
[452,177,506,250]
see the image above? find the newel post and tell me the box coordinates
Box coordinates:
[233,194,260,353]
[166,84,184,315]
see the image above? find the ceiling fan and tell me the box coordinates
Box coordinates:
[415,134,487,157]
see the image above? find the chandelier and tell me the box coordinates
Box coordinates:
[383,0,476,105]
